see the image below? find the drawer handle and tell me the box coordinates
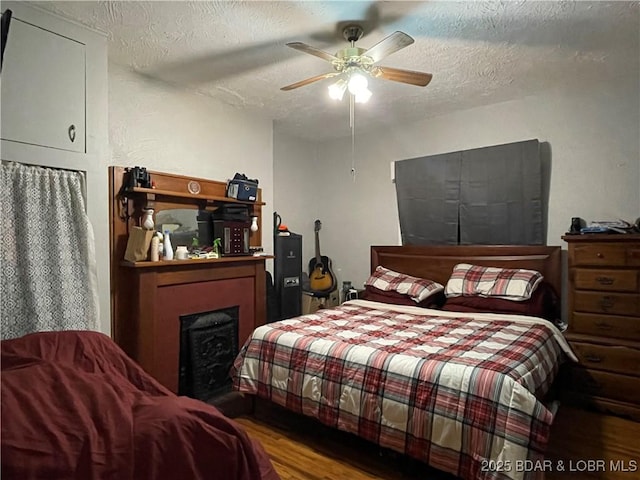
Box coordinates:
[594,321,612,331]
[595,276,614,286]
[584,355,603,363]
[595,252,604,258]
[598,296,615,311]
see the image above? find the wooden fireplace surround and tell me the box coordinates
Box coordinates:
[109,166,269,392]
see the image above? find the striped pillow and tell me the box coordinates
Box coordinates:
[365,266,444,303]
[445,263,544,301]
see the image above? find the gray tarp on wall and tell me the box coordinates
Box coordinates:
[395,139,543,245]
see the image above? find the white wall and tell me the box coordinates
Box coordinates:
[272,132,320,235]
[108,64,273,191]
[107,64,274,332]
[274,80,640,294]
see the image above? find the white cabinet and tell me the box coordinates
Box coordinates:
[1,12,85,152]
[0,1,110,336]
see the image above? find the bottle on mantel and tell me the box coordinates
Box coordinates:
[163,230,174,260]
[150,236,160,262]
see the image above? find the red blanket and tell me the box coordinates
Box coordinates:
[1,331,280,480]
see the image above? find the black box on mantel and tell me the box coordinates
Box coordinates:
[213,204,249,222]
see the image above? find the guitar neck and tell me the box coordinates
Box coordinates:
[315,231,321,263]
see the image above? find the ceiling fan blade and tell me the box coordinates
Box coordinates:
[372,66,433,87]
[363,31,414,63]
[286,42,339,63]
[281,72,339,91]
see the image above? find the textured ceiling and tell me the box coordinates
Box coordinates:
[32,1,640,140]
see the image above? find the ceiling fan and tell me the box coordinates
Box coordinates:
[281,25,432,102]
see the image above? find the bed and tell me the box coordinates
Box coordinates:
[1,330,280,480]
[231,245,577,480]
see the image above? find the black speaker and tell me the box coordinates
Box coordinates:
[265,271,278,324]
[274,233,302,320]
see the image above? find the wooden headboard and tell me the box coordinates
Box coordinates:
[370,245,562,300]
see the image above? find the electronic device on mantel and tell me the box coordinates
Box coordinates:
[212,220,250,256]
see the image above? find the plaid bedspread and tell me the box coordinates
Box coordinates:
[232,300,576,480]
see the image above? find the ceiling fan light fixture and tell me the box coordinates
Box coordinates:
[328,78,348,101]
[347,70,369,95]
[354,87,372,104]
[282,27,432,94]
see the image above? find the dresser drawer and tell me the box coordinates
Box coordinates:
[571,312,640,341]
[565,367,640,404]
[627,246,640,266]
[573,244,640,267]
[573,245,625,266]
[574,291,639,316]
[573,269,639,292]
[570,342,640,376]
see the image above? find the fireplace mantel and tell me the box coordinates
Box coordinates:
[116,257,267,392]
[109,167,269,392]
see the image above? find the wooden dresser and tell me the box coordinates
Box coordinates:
[561,234,640,420]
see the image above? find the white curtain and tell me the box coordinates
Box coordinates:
[0,162,99,339]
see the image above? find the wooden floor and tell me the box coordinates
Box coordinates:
[235,404,639,480]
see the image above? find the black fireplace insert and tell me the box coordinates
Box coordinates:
[178,306,239,401]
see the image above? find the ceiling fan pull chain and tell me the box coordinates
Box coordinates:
[350,94,356,182]
[349,93,355,129]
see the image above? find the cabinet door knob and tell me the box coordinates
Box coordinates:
[68,124,76,143]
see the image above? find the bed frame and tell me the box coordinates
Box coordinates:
[249,244,564,475]
[371,244,562,305]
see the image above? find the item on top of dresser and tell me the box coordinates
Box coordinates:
[582,219,634,234]
[579,225,610,234]
[567,217,584,235]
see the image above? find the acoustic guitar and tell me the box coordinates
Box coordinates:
[308,220,336,294]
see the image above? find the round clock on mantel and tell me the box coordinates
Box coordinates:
[187,180,201,195]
